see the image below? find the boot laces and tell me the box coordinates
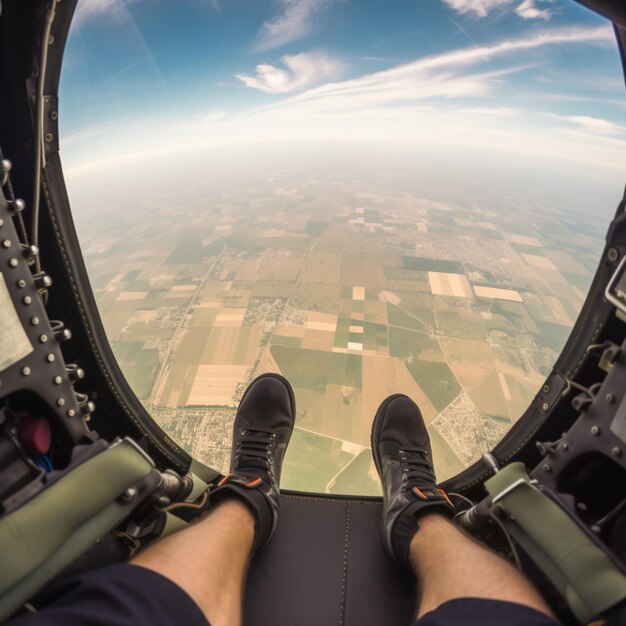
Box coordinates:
[237,426,277,466]
[399,447,435,487]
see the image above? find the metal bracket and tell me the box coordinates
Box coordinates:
[43,95,59,155]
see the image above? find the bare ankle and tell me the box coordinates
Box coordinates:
[209,496,256,531]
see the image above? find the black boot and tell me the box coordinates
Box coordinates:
[371,394,454,569]
[210,373,296,552]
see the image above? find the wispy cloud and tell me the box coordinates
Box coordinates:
[255,0,333,51]
[442,0,553,20]
[72,0,139,26]
[516,0,552,20]
[237,51,345,94]
[553,114,626,135]
[267,26,613,110]
[442,0,513,18]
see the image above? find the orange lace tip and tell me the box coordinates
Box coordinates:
[218,474,232,487]
[438,488,453,507]
[246,478,262,488]
[412,487,428,500]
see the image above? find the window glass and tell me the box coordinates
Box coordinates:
[60,0,625,494]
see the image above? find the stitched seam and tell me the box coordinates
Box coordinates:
[283,494,380,505]
[339,504,350,626]
[41,175,186,472]
[568,322,603,379]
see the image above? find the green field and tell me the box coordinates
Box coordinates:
[406,359,461,411]
[428,426,466,482]
[388,326,433,358]
[112,341,159,400]
[437,310,486,340]
[535,320,571,353]
[329,449,381,496]
[394,291,437,328]
[404,256,464,273]
[165,239,207,264]
[282,429,353,492]
[271,345,362,393]
[388,303,430,331]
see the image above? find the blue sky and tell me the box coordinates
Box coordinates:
[59,0,625,178]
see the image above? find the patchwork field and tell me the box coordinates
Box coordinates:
[81,166,603,494]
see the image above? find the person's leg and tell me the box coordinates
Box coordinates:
[371,394,558,624]
[408,512,554,620]
[133,373,295,626]
[132,498,254,626]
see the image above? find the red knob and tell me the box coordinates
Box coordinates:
[18,417,52,456]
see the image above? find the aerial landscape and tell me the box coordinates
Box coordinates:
[59,0,625,493]
[75,159,606,494]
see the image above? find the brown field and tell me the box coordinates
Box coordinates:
[291,283,341,313]
[196,297,222,308]
[200,325,262,365]
[157,363,198,408]
[248,281,289,298]
[259,254,305,281]
[341,265,386,289]
[116,290,148,301]
[468,371,509,418]
[262,229,287,237]
[503,373,544,421]
[215,308,245,323]
[300,262,341,285]
[200,280,230,297]
[473,286,523,302]
[274,325,306,338]
[167,285,196,297]
[440,338,494,389]
[492,346,528,375]
[102,310,143,340]
[186,364,249,406]
[522,254,557,270]
[255,346,282,377]
[322,384,363,443]
[190,308,219,326]
[133,310,159,322]
[302,329,335,351]
[507,234,542,247]
[352,286,365,301]
[234,260,262,282]
[545,250,588,275]
[538,269,568,287]
[308,251,342,267]
[541,295,573,325]
[306,312,338,331]
[363,300,387,324]
[428,272,473,299]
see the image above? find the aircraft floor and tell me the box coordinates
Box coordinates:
[245,493,416,626]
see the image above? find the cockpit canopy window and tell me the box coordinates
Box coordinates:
[60,0,625,494]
